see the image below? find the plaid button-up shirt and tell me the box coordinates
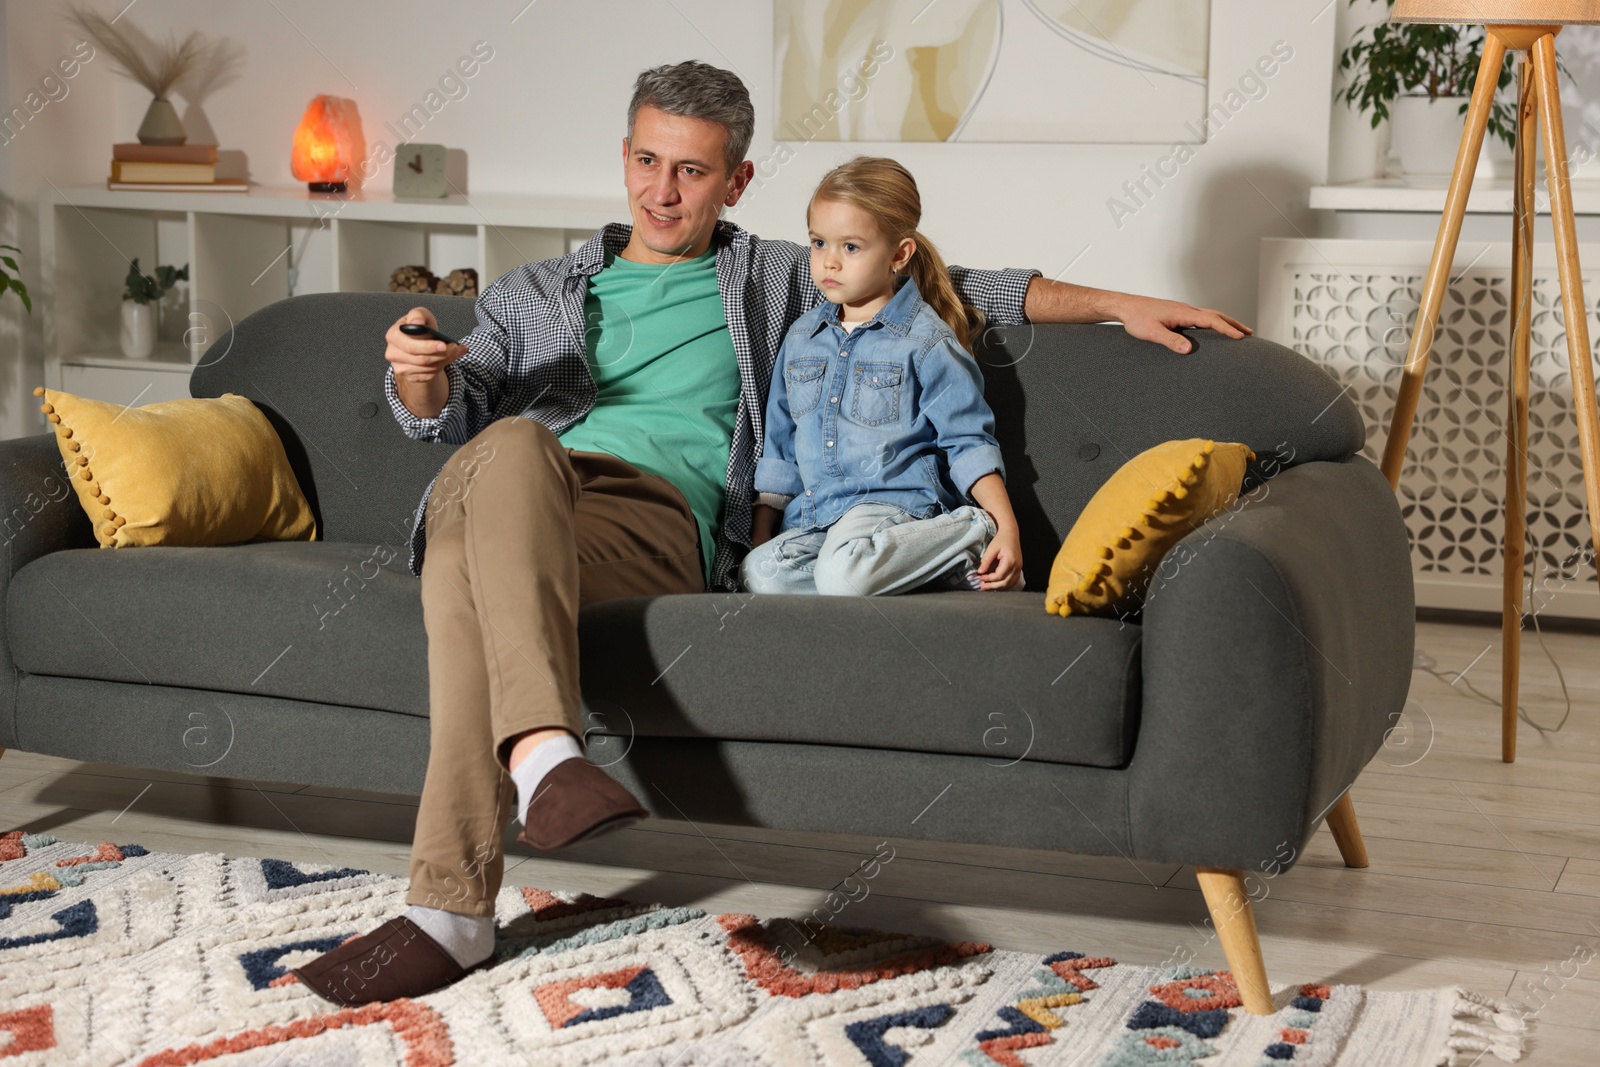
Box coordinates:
[383,218,1040,593]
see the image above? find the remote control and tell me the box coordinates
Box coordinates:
[399,322,462,346]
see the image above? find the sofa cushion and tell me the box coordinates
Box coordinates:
[33,387,316,549]
[9,541,426,718]
[9,542,1142,769]
[575,590,1142,768]
[1045,439,1255,618]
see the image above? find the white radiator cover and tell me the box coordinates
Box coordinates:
[1259,238,1600,620]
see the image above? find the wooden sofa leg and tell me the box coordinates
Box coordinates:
[1194,867,1274,1014]
[1325,793,1370,869]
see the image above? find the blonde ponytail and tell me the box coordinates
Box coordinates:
[904,228,986,352]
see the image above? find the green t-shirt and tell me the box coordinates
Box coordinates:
[558,246,738,584]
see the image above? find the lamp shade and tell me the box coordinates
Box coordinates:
[1392,0,1600,22]
[290,95,362,193]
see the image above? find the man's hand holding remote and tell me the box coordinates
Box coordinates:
[387,309,466,420]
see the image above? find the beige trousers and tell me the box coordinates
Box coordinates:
[406,416,704,916]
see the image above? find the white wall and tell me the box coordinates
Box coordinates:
[2,0,1350,439]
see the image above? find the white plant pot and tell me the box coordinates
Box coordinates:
[1391,95,1512,179]
[121,301,156,359]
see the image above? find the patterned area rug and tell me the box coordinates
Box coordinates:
[0,832,1529,1066]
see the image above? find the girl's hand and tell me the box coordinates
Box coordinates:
[975,526,1024,590]
[751,503,781,548]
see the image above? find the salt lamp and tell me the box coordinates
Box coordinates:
[291,95,361,193]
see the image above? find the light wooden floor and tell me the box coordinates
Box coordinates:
[3,612,1598,1061]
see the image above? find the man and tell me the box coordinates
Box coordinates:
[294,60,1249,1005]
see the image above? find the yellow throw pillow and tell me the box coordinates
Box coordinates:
[1045,438,1255,618]
[34,386,317,549]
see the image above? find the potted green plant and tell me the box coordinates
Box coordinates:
[122,258,187,359]
[0,244,30,314]
[1335,0,1519,177]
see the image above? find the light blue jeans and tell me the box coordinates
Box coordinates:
[740,501,998,596]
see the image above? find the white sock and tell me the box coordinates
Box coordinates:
[511,732,585,826]
[402,905,494,968]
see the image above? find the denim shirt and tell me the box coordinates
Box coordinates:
[754,274,1005,533]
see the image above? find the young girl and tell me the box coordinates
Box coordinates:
[741,156,1024,596]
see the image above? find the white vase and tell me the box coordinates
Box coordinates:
[121,301,156,359]
[1391,95,1512,179]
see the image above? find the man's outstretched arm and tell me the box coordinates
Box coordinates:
[1022,277,1252,355]
[770,240,1248,355]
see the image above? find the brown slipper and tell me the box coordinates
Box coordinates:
[291,916,492,1006]
[516,758,649,852]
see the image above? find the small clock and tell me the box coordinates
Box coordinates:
[393,143,448,198]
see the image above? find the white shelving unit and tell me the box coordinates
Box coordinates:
[37,183,626,418]
[1308,177,1600,215]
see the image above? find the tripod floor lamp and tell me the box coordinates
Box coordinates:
[1381,1,1600,763]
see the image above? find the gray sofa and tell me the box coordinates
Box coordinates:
[0,291,1412,1009]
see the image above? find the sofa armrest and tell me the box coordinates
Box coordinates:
[1129,454,1413,871]
[0,433,95,747]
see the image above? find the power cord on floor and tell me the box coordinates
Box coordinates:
[1413,548,1574,737]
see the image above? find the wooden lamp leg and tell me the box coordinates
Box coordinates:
[1503,53,1538,765]
[1194,867,1274,1014]
[1379,34,1507,489]
[1532,34,1600,627]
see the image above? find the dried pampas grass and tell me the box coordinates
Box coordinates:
[63,4,211,100]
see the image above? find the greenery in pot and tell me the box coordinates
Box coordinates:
[0,244,29,314]
[1335,0,1524,150]
[123,258,188,303]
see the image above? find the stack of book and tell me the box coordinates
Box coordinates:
[108,143,247,192]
